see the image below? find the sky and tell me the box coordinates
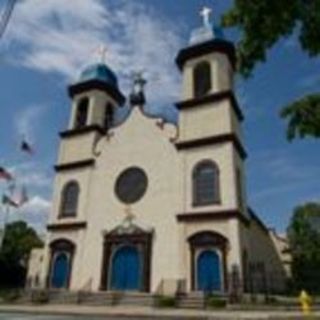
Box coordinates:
[0,0,319,234]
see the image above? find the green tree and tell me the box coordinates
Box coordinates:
[287,203,320,293]
[222,0,320,141]
[0,221,43,287]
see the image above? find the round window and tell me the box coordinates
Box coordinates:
[115,167,148,204]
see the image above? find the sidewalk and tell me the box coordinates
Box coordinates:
[0,304,320,319]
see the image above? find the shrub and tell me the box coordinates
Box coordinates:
[0,289,21,303]
[206,296,227,309]
[155,295,176,308]
[31,290,49,304]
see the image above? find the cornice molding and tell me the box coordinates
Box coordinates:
[60,125,105,139]
[177,209,250,225]
[68,80,126,106]
[175,133,247,159]
[175,90,244,122]
[176,39,236,71]
[47,221,87,231]
[54,159,95,172]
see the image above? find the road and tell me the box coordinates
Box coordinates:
[0,314,187,320]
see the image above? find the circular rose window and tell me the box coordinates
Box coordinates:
[115,167,148,204]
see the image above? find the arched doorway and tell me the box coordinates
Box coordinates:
[197,250,221,292]
[101,224,152,292]
[51,252,70,289]
[188,231,228,292]
[110,246,141,291]
[48,239,75,289]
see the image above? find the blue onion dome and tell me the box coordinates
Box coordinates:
[79,63,118,88]
[189,23,225,46]
[213,25,225,40]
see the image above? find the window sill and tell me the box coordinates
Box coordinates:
[192,200,221,208]
[58,213,77,219]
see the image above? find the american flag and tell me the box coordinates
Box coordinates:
[0,167,13,181]
[2,194,19,208]
[21,139,34,155]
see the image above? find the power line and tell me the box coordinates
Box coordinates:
[0,0,18,39]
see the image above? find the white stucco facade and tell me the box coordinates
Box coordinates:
[28,35,287,296]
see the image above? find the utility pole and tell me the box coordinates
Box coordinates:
[0,201,9,251]
[0,0,18,39]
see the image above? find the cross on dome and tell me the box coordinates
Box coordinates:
[95,44,108,64]
[200,6,212,28]
[131,70,147,91]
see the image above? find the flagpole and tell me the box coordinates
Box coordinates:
[0,202,9,251]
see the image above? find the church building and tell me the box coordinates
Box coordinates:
[28,10,287,295]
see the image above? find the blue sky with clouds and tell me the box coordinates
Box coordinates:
[0,0,319,233]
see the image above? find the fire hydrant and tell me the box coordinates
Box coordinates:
[299,290,312,316]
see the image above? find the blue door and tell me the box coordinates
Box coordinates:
[197,250,221,292]
[110,246,140,291]
[51,252,70,289]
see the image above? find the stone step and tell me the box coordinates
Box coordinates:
[47,291,79,304]
[116,298,154,306]
[24,289,155,306]
[177,299,205,309]
[78,291,154,306]
[176,293,205,309]
[185,292,205,299]
[78,292,114,306]
[16,292,33,305]
[112,293,154,306]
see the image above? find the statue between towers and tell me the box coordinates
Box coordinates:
[92,45,148,107]
[129,71,147,107]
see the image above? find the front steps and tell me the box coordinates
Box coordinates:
[27,290,155,307]
[78,291,113,306]
[24,290,218,309]
[79,291,154,306]
[176,292,205,309]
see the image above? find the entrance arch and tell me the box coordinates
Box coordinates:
[197,250,221,292]
[188,231,228,292]
[110,246,141,291]
[48,239,75,289]
[101,224,153,292]
[51,252,70,289]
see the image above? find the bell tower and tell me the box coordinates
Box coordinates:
[175,8,249,287]
[57,61,125,165]
[175,8,248,217]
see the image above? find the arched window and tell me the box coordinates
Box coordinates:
[60,181,80,218]
[104,103,114,130]
[74,97,89,129]
[193,160,220,206]
[193,61,212,98]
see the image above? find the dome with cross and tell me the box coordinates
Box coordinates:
[79,63,119,88]
[189,6,225,45]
